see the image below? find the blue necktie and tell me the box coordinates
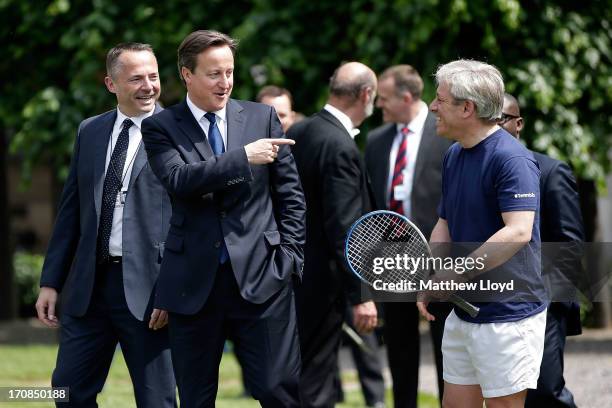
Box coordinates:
[97,118,133,263]
[203,112,229,263]
[204,112,225,155]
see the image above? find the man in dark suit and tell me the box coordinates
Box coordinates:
[500,93,584,408]
[287,62,379,408]
[364,65,452,408]
[141,30,305,407]
[35,43,176,407]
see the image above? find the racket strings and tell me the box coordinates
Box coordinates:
[347,213,431,292]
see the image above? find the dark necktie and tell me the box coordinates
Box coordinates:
[389,126,409,215]
[97,118,133,263]
[204,112,225,155]
[203,112,229,263]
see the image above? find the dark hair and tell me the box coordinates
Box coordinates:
[256,85,293,105]
[379,65,423,100]
[177,30,238,84]
[106,43,154,78]
[329,64,375,100]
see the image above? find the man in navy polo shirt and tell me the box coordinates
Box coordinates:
[417,60,547,408]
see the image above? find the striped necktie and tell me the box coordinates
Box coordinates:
[389,126,409,214]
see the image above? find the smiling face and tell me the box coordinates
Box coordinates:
[429,82,466,139]
[376,76,411,123]
[182,45,234,112]
[105,50,160,116]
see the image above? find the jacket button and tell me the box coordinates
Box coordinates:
[220,211,227,218]
[214,241,221,248]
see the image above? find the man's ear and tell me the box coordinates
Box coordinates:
[516,117,524,134]
[403,91,413,105]
[104,76,116,94]
[181,67,193,85]
[360,87,371,105]
[462,100,476,118]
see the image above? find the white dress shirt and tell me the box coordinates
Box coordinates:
[385,100,429,217]
[105,107,154,256]
[324,104,360,139]
[186,94,228,149]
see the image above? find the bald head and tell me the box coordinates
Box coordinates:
[503,93,520,117]
[329,62,377,100]
[327,62,377,127]
[500,93,524,138]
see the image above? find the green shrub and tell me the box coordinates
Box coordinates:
[13,252,44,316]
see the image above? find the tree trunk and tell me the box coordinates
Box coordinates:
[0,127,17,320]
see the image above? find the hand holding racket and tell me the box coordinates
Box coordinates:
[344,210,479,318]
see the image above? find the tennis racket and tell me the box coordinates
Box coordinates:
[345,210,479,318]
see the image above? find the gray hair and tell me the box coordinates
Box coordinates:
[434,59,504,121]
[106,43,154,79]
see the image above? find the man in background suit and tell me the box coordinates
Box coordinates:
[364,65,452,408]
[500,93,584,408]
[257,85,298,133]
[141,30,305,407]
[35,43,176,407]
[288,62,379,408]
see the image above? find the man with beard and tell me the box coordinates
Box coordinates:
[288,62,378,407]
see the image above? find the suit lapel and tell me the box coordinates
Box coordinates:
[375,125,396,208]
[413,113,436,184]
[174,99,214,160]
[128,104,163,189]
[226,99,245,152]
[93,111,117,220]
[318,109,350,136]
[127,143,146,190]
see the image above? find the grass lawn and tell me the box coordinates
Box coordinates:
[0,345,439,407]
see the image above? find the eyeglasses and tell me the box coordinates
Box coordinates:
[498,113,520,124]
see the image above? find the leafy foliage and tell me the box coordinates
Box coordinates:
[2,0,610,188]
[12,252,43,314]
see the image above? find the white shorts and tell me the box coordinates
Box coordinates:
[442,308,547,398]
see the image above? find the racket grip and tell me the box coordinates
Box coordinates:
[450,294,480,318]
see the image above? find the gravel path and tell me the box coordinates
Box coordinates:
[339,327,612,407]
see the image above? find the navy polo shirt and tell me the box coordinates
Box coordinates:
[438,128,547,323]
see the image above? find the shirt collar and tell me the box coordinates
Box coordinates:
[186,93,227,124]
[116,106,154,129]
[324,103,358,139]
[395,100,428,135]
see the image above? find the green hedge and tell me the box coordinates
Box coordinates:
[13,252,44,317]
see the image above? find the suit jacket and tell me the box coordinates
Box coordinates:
[40,105,171,321]
[141,98,306,315]
[287,109,373,313]
[534,151,584,335]
[364,112,452,239]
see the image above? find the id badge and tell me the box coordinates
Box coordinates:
[393,185,408,201]
[115,190,127,207]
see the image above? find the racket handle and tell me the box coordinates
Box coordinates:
[450,294,480,318]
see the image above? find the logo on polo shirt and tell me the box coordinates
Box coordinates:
[514,192,536,198]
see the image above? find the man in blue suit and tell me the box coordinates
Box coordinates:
[35,43,176,407]
[500,93,584,408]
[141,30,306,407]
